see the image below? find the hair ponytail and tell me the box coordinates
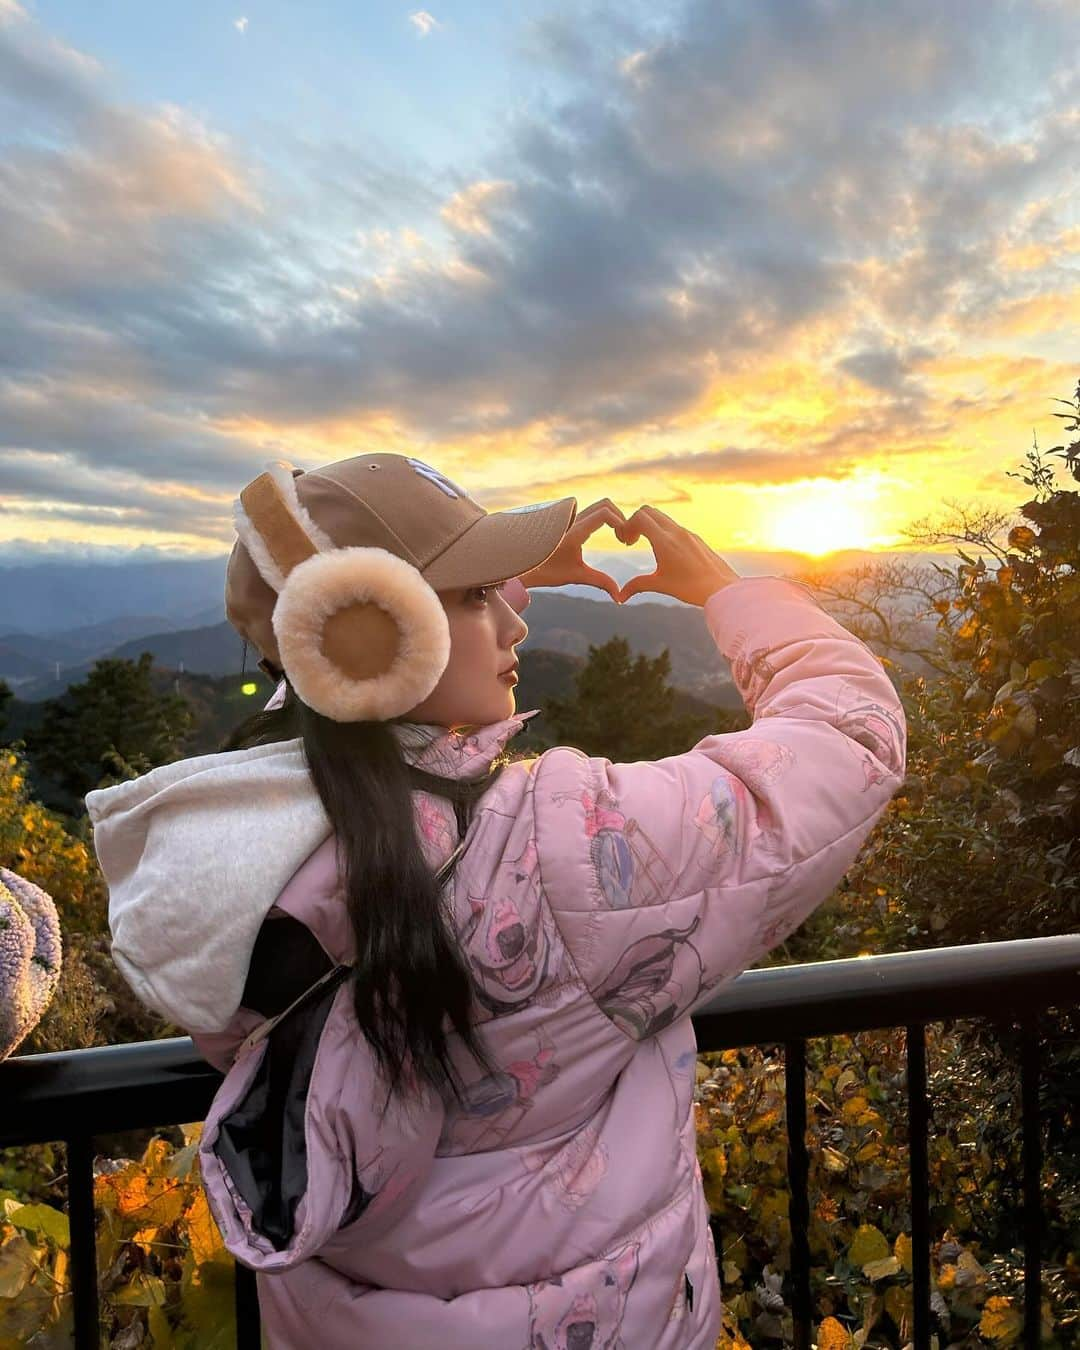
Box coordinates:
[221,685,504,1104]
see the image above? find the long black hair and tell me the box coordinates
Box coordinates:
[221,679,510,1105]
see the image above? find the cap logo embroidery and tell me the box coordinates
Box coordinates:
[407,458,467,500]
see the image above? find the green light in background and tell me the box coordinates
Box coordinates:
[241,682,258,696]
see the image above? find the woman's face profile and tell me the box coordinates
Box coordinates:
[402,583,529,730]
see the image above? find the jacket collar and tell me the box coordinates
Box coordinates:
[390,707,541,780]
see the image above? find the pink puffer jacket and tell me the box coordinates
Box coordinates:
[88,575,907,1349]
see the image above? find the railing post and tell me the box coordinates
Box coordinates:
[1019,1018,1043,1350]
[235,1260,262,1349]
[785,1039,812,1349]
[65,1134,100,1349]
[906,1025,931,1350]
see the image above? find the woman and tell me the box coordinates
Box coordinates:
[86,452,907,1348]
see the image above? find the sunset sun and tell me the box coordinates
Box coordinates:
[766,494,879,557]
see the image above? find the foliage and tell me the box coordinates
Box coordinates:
[700,1028,1077,1348]
[0,685,10,743]
[538,633,744,759]
[0,747,104,935]
[27,653,193,815]
[0,746,171,1053]
[0,1124,240,1348]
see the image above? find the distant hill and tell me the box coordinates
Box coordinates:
[0,546,965,636]
[0,616,184,687]
[9,592,748,704]
[2,543,956,701]
[0,558,224,634]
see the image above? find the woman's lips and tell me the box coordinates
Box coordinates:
[499,669,519,684]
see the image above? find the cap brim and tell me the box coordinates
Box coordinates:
[421,496,577,591]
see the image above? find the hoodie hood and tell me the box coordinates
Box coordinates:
[86,708,541,1034]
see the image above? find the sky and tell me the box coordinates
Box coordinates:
[2,0,1078,565]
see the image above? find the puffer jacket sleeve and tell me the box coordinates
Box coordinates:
[533,575,907,1041]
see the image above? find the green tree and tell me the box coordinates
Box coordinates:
[539,635,737,760]
[29,653,193,815]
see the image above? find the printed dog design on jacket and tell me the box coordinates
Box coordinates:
[457,833,562,1016]
[526,1240,640,1349]
[593,916,705,1039]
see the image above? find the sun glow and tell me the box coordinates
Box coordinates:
[764,489,883,557]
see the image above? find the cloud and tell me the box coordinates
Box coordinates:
[2,0,1079,550]
[234,16,248,34]
[440,180,515,237]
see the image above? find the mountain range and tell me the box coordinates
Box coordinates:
[1,548,952,702]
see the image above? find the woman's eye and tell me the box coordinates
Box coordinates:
[469,583,507,603]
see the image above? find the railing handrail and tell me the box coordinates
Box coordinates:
[695,932,1080,1045]
[3,935,1077,1149]
[3,934,1078,1350]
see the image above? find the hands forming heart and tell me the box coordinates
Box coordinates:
[515,498,740,607]
[515,498,628,603]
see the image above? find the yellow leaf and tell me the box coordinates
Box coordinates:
[862,1255,900,1282]
[0,1234,36,1299]
[751,1138,781,1164]
[848,1224,890,1268]
[821,1146,849,1172]
[97,1168,186,1229]
[0,1277,54,1342]
[884,1284,912,1335]
[894,1233,913,1275]
[979,1295,1022,1345]
[841,1095,869,1119]
[141,1137,172,1175]
[129,1226,158,1255]
[704,1147,728,1179]
[746,1107,781,1135]
[816,1314,855,1349]
[184,1189,227,1268]
[955,1249,987,1287]
[114,1272,168,1307]
[148,1304,174,1347]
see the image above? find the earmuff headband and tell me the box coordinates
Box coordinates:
[240,473,320,581]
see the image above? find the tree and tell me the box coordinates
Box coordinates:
[0,679,11,741]
[538,635,739,761]
[29,653,193,815]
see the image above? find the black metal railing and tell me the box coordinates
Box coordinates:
[3,934,1078,1349]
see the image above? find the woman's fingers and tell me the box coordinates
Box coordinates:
[577,563,623,603]
[571,500,626,543]
[617,571,662,603]
[616,503,676,545]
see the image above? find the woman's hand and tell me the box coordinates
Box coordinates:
[517,498,627,602]
[615,505,741,606]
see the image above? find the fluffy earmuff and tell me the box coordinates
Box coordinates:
[273,547,450,722]
[234,466,452,723]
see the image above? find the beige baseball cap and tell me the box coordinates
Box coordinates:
[226,453,577,672]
